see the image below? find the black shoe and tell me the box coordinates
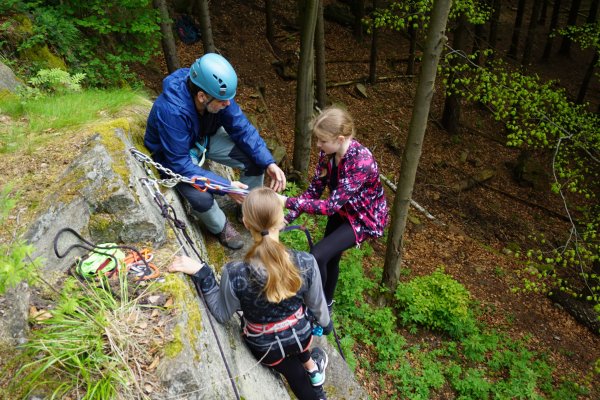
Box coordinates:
[307,347,328,386]
[217,221,244,250]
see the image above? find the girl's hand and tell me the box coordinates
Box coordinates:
[168,255,204,275]
[277,193,288,208]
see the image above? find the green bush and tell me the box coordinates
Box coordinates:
[4,1,161,87]
[0,185,41,294]
[394,268,477,338]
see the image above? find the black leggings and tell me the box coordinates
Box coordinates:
[248,338,322,400]
[311,213,356,303]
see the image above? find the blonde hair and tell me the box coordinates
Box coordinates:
[242,187,302,303]
[310,106,355,141]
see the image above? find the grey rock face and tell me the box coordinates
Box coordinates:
[0,61,22,92]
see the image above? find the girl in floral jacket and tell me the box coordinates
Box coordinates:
[282,107,388,308]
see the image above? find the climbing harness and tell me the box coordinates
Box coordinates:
[280,225,347,362]
[53,228,161,282]
[130,149,241,400]
[243,306,305,336]
[190,137,208,167]
[130,148,249,196]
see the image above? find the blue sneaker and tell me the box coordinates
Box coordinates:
[307,347,328,386]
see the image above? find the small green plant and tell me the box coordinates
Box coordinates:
[394,267,477,338]
[17,68,86,99]
[0,185,41,294]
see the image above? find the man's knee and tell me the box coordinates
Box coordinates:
[177,186,214,213]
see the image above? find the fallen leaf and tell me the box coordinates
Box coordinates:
[148,356,160,371]
[163,297,173,308]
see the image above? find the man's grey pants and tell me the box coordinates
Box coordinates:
[176,127,265,234]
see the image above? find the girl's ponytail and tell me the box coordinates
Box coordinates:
[243,188,302,303]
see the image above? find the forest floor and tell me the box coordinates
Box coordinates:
[130,0,600,398]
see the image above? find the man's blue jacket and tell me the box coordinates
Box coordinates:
[144,68,275,191]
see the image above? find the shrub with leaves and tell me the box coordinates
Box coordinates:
[4,0,161,87]
[0,185,41,295]
[394,268,477,337]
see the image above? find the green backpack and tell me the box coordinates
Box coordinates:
[75,244,125,279]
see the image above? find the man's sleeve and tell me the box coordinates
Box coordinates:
[153,106,232,192]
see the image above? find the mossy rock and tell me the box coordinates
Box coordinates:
[19,45,67,71]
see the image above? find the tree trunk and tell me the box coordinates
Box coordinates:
[315,0,327,109]
[538,0,548,25]
[472,22,485,65]
[352,0,365,42]
[369,0,380,84]
[406,20,417,75]
[508,0,527,58]
[265,0,275,46]
[196,0,215,53]
[576,52,598,104]
[559,0,582,56]
[541,0,561,61]
[382,0,451,292]
[522,0,543,66]
[293,0,319,176]
[587,0,599,23]
[154,0,180,73]
[488,0,501,51]
[441,15,468,135]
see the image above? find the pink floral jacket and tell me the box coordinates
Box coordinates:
[285,139,388,244]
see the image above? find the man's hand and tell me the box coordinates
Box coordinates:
[228,181,248,204]
[266,163,287,192]
[168,255,204,275]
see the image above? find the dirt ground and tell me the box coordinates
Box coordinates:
[130,0,600,398]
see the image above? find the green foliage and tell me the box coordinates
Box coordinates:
[559,22,600,53]
[366,0,489,34]
[328,247,591,398]
[4,1,161,87]
[394,268,477,337]
[10,274,152,399]
[441,53,600,319]
[0,185,41,294]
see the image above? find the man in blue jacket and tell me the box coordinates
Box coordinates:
[145,53,287,250]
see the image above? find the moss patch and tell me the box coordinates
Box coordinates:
[160,274,204,361]
[164,325,184,358]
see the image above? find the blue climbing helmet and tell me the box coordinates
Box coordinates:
[189,53,237,101]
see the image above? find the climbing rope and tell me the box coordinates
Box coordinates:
[135,174,242,400]
[130,148,248,196]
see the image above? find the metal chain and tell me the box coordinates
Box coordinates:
[130,148,194,187]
